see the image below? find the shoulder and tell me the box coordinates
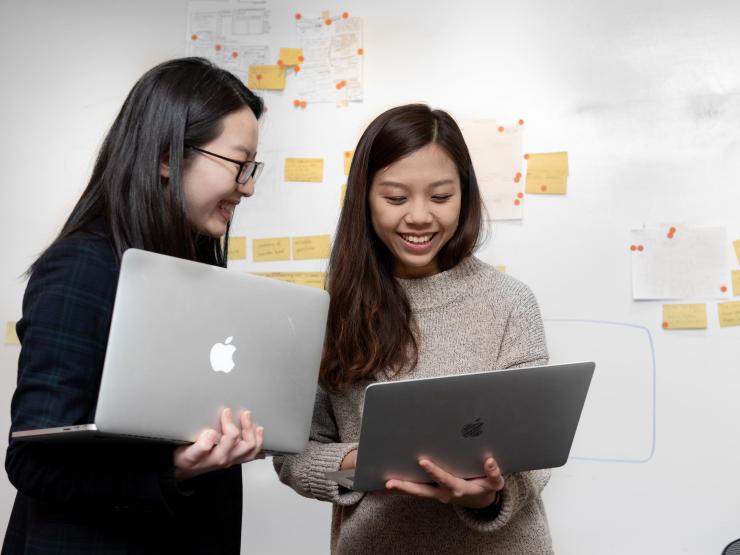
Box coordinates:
[463,257,540,312]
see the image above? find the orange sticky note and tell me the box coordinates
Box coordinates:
[227,236,246,260]
[343,151,353,176]
[732,270,740,296]
[718,301,740,327]
[278,48,303,66]
[252,272,326,289]
[4,321,20,346]
[661,304,707,330]
[247,65,286,90]
[292,235,331,260]
[284,158,324,182]
[252,238,291,262]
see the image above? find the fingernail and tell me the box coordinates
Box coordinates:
[224,408,232,418]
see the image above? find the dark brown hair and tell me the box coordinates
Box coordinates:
[320,104,486,392]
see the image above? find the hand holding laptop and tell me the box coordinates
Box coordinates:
[174,408,264,482]
[385,456,505,509]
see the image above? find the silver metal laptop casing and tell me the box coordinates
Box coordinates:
[327,361,594,491]
[87,248,328,452]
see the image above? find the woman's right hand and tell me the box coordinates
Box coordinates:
[339,448,357,470]
[173,408,264,482]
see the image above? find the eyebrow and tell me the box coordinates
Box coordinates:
[232,145,256,158]
[377,179,456,189]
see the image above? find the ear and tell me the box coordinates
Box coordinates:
[160,158,170,178]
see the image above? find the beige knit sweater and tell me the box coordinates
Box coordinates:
[274,257,554,554]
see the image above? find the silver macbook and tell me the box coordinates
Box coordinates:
[12,248,329,455]
[325,361,595,491]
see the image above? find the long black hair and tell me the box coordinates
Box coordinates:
[321,104,486,392]
[32,57,263,272]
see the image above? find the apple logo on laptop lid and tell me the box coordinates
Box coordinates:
[210,336,236,373]
[461,417,484,438]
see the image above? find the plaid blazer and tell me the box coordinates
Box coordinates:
[3,228,242,554]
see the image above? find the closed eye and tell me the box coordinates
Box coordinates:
[385,196,406,204]
[432,194,453,202]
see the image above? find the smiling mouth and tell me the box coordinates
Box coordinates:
[218,201,237,220]
[399,233,436,245]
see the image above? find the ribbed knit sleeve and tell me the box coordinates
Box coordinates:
[273,387,364,506]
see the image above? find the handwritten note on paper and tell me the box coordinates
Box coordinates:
[463,120,523,220]
[631,225,728,300]
[344,151,353,176]
[292,235,331,260]
[662,304,707,329]
[4,321,20,346]
[247,65,286,90]
[252,238,291,262]
[252,272,326,289]
[525,152,569,195]
[278,47,303,66]
[718,301,740,327]
[228,236,247,260]
[284,158,324,182]
[734,239,740,264]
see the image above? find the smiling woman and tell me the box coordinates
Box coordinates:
[274,104,554,555]
[5,58,267,554]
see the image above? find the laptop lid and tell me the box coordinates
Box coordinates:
[89,248,328,453]
[347,361,595,491]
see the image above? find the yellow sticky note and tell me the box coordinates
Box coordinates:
[228,236,247,260]
[733,270,740,296]
[718,300,740,327]
[734,239,740,264]
[253,238,291,262]
[5,321,20,346]
[278,48,303,66]
[340,184,347,207]
[525,173,567,195]
[284,158,324,183]
[247,65,286,90]
[494,265,506,273]
[343,151,354,176]
[525,152,569,176]
[253,272,326,289]
[662,304,707,330]
[292,235,331,260]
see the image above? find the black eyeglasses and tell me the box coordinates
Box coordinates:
[185,144,264,185]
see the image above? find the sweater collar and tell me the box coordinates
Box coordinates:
[395,256,482,310]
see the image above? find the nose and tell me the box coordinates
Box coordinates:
[237,177,255,198]
[403,199,433,225]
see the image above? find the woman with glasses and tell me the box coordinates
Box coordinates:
[4,58,265,554]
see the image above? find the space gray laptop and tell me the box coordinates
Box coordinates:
[12,248,329,455]
[325,361,595,491]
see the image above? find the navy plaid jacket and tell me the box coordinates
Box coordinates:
[3,228,242,554]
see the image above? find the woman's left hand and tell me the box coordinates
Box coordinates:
[385,457,505,509]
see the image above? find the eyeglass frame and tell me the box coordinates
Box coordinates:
[185,144,264,185]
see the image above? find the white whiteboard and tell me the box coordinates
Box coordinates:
[1,1,739,553]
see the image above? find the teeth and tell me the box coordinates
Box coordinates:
[402,234,433,244]
[219,202,235,214]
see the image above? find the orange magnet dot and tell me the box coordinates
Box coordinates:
[293,99,300,107]
[324,18,333,25]
[518,119,524,125]
[294,65,301,73]
[295,13,302,20]
[514,199,521,206]
[300,101,308,109]
[514,172,522,183]
[345,152,352,158]
[215,44,222,51]
[540,185,548,192]
[669,226,677,234]
[721,285,728,293]
[630,245,637,251]
[497,126,504,133]
[524,153,530,160]
[637,245,644,252]
[357,48,364,55]
[517,192,524,199]
[231,52,238,59]
[342,11,349,18]
[662,321,669,329]
[277,59,284,66]
[667,232,674,239]
[298,55,305,62]
[191,34,198,41]
[256,74,262,80]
